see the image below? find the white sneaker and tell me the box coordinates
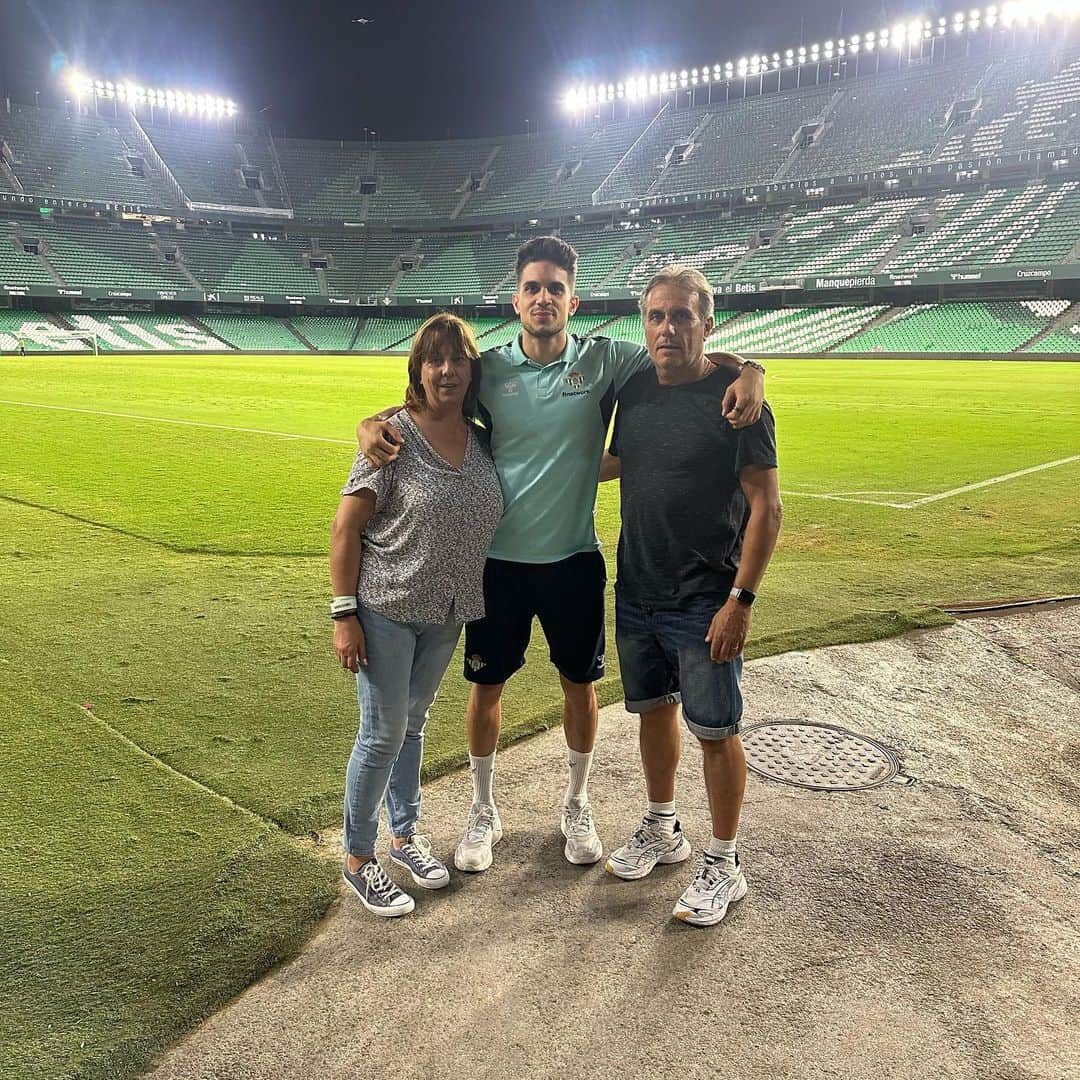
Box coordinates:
[605,816,692,880]
[673,853,747,927]
[561,801,603,865]
[454,802,503,872]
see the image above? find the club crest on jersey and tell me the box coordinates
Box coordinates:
[564,370,585,389]
[502,378,521,396]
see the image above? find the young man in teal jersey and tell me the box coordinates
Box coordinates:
[358,236,764,874]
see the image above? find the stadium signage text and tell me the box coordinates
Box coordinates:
[4,264,1078,310]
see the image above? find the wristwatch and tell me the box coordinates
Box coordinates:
[729,586,756,607]
[742,360,766,375]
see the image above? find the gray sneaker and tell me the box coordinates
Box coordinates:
[343,859,415,918]
[389,834,450,890]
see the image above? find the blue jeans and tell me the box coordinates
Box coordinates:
[615,592,743,741]
[343,605,463,857]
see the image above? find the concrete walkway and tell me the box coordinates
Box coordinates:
[144,606,1079,1080]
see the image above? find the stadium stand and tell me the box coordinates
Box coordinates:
[468,116,649,218]
[397,232,521,295]
[290,315,360,351]
[834,301,1071,353]
[27,217,189,289]
[354,317,423,351]
[935,52,1080,159]
[614,214,777,289]
[788,61,991,178]
[200,313,303,350]
[596,89,834,203]
[4,39,1080,359]
[271,139,370,219]
[0,310,77,351]
[177,230,320,295]
[1,221,60,285]
[1024,321,1080,353]
[0,103,175,206]
[730,196,929,281]
[142,124,289,211]
[596,313,649,346]
[882,181,1080,273]
[58,311,218,351]
[467,316,514,340]
[708,306,886,354]
[365,138,497,222]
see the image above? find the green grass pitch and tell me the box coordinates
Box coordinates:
[1,352,1078,1079]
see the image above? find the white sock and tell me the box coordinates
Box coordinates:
[647,800,677,835]
[470,751,496,807]
[707,835,738,864]
[565,748,593,808]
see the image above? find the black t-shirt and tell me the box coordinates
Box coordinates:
[609,364,777,610]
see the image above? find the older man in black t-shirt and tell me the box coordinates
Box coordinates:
[599,265,782,927]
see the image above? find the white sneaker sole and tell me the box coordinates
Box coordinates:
[453,826,503,873]
[560,818,603,865]
[605,835,692,880]
[673,874,748,926]
[342,872,415,918]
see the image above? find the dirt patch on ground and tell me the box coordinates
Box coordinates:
[144,606,1080,1080]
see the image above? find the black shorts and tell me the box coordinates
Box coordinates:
[463,551,607,685]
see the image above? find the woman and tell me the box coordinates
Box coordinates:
[330,313,502,918]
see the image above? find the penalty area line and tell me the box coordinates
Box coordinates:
[785,455,1080,510]
[781,491,913,508]
[0,399,355,445]
[904,456,1080,506]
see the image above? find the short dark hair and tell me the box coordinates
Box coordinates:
[515,235,577,285]
[405,312,482,416]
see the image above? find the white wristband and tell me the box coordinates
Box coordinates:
[331,595,358,615]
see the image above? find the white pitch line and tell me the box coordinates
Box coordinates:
[786,456,1079,510]
[0,399,354,445]
[781,491,912,509]
[904,455,1080,506]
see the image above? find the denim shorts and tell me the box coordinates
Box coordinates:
[615,591,743,741]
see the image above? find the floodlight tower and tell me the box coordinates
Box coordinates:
[63,67,238,127]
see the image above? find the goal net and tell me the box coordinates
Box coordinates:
[17,331,100,355]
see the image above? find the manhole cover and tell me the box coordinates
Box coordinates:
[741,720,900,791]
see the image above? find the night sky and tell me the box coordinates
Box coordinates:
[0,1,948,140]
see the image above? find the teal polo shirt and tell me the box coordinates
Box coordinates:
[477,333,651,564]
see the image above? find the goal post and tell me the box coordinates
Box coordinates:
[21,331,101,355]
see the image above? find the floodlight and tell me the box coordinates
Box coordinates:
[850,42,860,53]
